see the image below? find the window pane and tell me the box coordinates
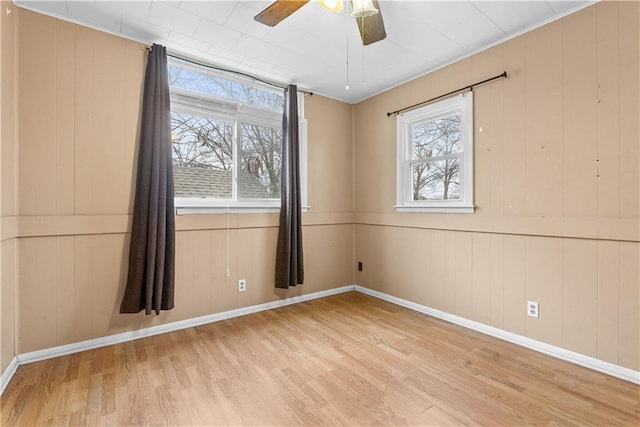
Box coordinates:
[239,122,282,199]
[168,63,284,111]
[171,112,233,199]
[411,158,460,201]
[412,113,461,159]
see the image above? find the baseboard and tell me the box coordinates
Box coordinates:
[354,285,640,385]
[0,285,356,397]
[0,357,18,395]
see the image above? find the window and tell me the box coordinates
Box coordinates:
[395,92,473,213]
[169,59,306,213]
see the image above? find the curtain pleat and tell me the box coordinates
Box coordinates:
[275,85,304,289]
[120,44,175,315]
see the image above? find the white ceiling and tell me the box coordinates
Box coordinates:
[14,0,594,103]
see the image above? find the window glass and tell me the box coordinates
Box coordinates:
[238,122,282,199]
[171,112,233,171]
[412,114,462,159]
[168,63,284,111]
[411,159,460,201]
[171,112,234,199]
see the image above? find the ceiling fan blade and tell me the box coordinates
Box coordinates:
[254,0,310,26]
[355,0,387,45]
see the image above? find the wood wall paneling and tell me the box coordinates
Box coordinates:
[55,21,76,216]
[524,21,564,218]
[471,233,493,325]
[354,224,383,292]
[18,12,57,216]
[237,227,277,307]
[353,96,396,214]
[562,7,597,218]
[471,46,505,217]
[619,242,639,371]
[454,232,473,320]
[597,240,620,365]
[191,231,217,317]
[524,237,564,347]
[305,96,354,214]
[1,2,17,218]
[171,231,197,322]
[503,235,526,336]
[1,0,19,374]
[218,228,240,314]
[303,224,354,295]
[489,234,504,329]
[55,237,76,346]
[409,228,431,308]
[501,37,527,217]
[471,51,493,216]
[443,229,457,314]
[19,237,58,353]
[618,0,639,220]
[74,26,94,215]
[596,1,621,219]
[430,230,448,311]
[1,240,16,370]
[562,239,597,357]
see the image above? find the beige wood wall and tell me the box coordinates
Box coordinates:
[1,1,19,374]
[13,9,354,355]
[354,2,639,371]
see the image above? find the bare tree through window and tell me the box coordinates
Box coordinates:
[169,62,284,200]
[411,114,461,201]
[172,113,233,170]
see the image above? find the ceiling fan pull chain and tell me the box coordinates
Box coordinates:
[345,2,350,90]
[361,16,365,84]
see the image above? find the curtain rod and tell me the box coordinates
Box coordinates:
[386,71,508,117]
[165,52,313,96]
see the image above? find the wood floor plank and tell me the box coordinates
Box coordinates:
[2,291,639,426]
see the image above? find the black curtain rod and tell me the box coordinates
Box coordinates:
[386,71,508,117]
[166,52,313,96]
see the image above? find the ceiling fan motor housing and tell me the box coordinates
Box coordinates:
[254,0,386,46]
[351,0,379,18]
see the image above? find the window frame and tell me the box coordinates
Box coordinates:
[395,92,474,213]
[168,59,307,214]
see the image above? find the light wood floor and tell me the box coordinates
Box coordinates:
[2,291,639,426]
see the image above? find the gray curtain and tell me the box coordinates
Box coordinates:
[275,85,304,289]
[120,44,175,315]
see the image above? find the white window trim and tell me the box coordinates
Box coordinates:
[395,92,474,213]
[169,60,307,214]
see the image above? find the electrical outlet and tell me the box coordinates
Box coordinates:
[358,261,363,272]
[238,279,246,292]
[527,301,539,318]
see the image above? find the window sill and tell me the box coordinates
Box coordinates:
[175,205,310,215]
[394,205,475,214]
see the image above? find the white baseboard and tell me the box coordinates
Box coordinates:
[0,356,18,396]
[354,285,640,385]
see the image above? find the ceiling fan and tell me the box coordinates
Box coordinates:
[254,0,387,46]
